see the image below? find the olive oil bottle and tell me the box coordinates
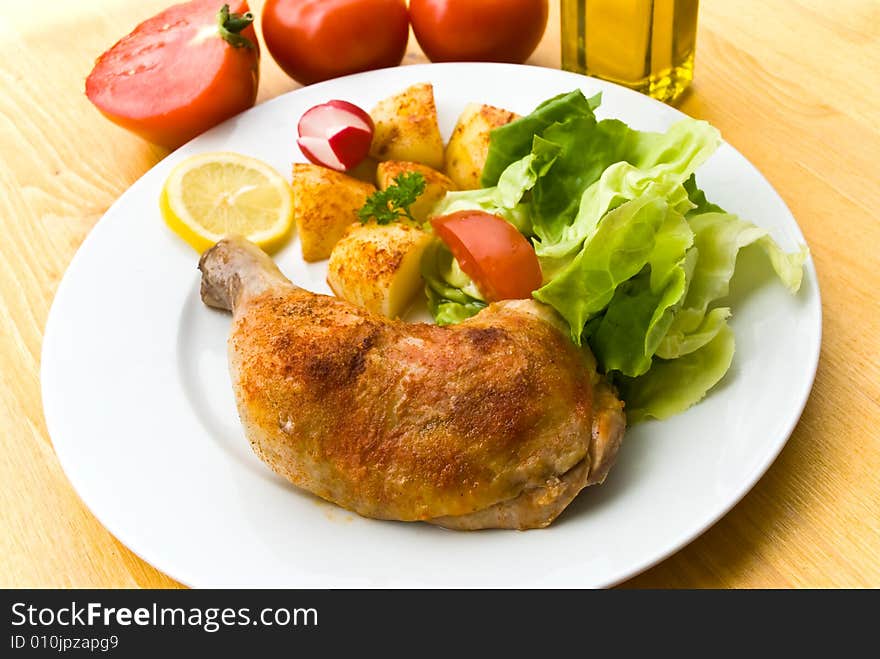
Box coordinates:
[561,0,699,103]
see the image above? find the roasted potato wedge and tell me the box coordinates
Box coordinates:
[346,156,380,185]
[369,83,445,170]
[327,222,432,318]
[376,161,456,223]
[444,102,520,190]
[292,163,375,262]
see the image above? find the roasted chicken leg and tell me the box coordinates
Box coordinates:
[199,237,625,529]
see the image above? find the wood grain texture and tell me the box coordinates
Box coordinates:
[1,0,877,588]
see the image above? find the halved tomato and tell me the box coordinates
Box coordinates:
[85,1,260,149]
[431,211,542,302]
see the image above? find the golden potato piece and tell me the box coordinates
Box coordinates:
[346,156,380,185]
[369,83,445,170]
[444,102,520,190]
[376,161,456,223]
[327,222,432,318]
[292,163,375,262]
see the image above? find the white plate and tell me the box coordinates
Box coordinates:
[41,63,821,588]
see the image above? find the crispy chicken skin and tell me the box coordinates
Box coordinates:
[199,237,625,529]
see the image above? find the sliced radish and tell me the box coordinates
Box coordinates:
[297,100,374,172]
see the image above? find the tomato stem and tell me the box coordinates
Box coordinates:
[218,4,255,49]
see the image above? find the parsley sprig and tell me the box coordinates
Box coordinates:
[358,172,426,225]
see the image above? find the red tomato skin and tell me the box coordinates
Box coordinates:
[409,0,549,64]
[431,211,543,302]
[262,0,409,85]
[85,0,260,149]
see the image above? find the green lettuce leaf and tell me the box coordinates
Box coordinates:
[617,322,736,422]
[533,118,720,268]
[533,194,672,343]
[683,174,724,215]
[655,306,731,359]
[670,211,807,335]
[589,270,661,377]
[432,138,560,236]
[420,239,486,325]
[530,118,631,241]
[481,90,600,186]
[426,287,487,325]
[589,239,696,377]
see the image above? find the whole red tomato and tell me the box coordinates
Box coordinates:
[409,0,549,64]
[262,0,409,85]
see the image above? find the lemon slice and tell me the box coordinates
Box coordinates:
[160,152,293,253]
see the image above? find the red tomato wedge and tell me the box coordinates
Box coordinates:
[85,1,260,149]
[431,211,543,302]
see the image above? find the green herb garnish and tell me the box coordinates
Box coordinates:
[358,172,426,224]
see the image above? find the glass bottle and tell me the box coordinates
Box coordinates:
[561,0,699,104]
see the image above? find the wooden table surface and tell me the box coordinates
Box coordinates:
[2,0,878,589]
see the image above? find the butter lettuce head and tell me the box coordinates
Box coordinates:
[421,89,807,422]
